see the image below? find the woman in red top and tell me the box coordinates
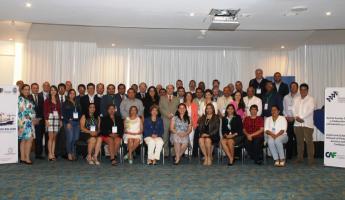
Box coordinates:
[44,85,62,161]
[243,104,264,165]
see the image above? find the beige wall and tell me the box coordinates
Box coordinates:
[0,41,15,85]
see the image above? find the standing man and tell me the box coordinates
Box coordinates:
[216,86,234,117]
[96,83,105,98]
[120,88,144,119]
[234,81,247,97]
[58,83,67,103]
[189,80,197,97]
[159,84,179,156]
[177,86,186,104]
[56,83,67,158]
[273,72,289,98]
[283,82,300,159]
[249,68,269,99]
[243,86,262,117]
[136,82,147,101]
[80,83,101,116]
[29,83,45,159]
[100,84,117,117]
[261,81,283,118]
[174,80,183,96]
[39,81,50,155]
[292,83,315,165]
[114,84,126,118]
[65,81,73,93]
[193,88,205,117]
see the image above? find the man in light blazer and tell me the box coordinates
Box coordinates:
[159,84,179,156]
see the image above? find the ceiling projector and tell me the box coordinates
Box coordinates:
[208,9,240,31]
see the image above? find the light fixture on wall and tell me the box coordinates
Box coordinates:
[25,2,32,8]
[281,45,285,49]
[111,43,116,47]
[325,11,332,16]
[189,12,195,17]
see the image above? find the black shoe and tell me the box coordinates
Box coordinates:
[227,162,233,166]
[24,161,33,165]
[20,160,25,164]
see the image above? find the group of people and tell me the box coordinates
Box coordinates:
[16,68,317,167]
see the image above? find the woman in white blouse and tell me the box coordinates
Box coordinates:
[199,89,218,116]
[264,105,288,167]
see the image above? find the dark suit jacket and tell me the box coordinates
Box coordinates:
[80,95,101,117]
[136,92,146,102]
[100,94,116,117]
[249,78,269,99]
[29,93,44,119]
[222,115,243,137]
[262,91,283,117]
[114,93,126,117]
[274,82,289,98]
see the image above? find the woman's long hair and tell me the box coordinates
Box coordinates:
[233,91,246,110]
[175,103,190,124]
[224,104,238,117]
[48,85,59,104]
[20,84,30,99]
[146,86,159,103]
[85,103,97,120]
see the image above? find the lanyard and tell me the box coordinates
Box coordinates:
[90,115,95,126]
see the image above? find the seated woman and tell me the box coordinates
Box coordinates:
[124,106,143,164]
[184,92,198,156]
[221,104,244,166]
[99,104,124,166]
[198,103,220,166]
[243,105,264,165]
[170,103,192,165]
[265,105,288,167]
[144,105,164,165]
[80,103,102,165]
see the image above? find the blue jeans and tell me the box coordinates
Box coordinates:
[65,121,80,155]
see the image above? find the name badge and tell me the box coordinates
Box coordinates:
[53,111,58,116]
[222,109,226,115]
[90,126,96,132]
[264,103,268,110]
[112,126,118,133]
[73,112,78,119]
[272,127,276,132]
[288,105,293,111]
[256,88,262,94]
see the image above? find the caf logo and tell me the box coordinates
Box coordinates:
[325,152,337,158]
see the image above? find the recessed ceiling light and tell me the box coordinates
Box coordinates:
[111,43,116,47]
[25,2,32,8]
[8,38,13,41]
[189,12,195,17]
[281,45,285,49]
[200,30,207,35]
[326,11,332,16]
[284,12,298,17]
[197,35,204,39]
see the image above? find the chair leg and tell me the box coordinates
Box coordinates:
[162,148,164,165]
[241,148,244,165]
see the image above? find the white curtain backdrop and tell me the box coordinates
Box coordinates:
[23,40,345,108]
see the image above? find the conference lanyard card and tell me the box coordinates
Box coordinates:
[256,88,262,94]
[90,126,96,132]
[53,111,58,116]
[112,126,118,133]
[264,103,268,110]
[73,112,79,119]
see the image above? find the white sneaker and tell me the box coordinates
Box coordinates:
[129,159,133,164]
[124,154,128,160]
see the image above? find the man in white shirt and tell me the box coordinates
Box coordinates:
[243,86,262,116]
[217,86,234,117]
[193,88,205,117]
[292,83,315,165]
[283,82,300,159]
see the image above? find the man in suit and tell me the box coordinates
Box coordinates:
[273,72,289,98]
[233,81,247,97]
[56,83,68,158]
[262,81,283,118]
[249,68,269,99]
[39,81,50,155]
[80,83,101,117]
[96,83,105,98]
[159,84,179,156]
[65,81,73,94]
[114,83,126,118]
[100,84,117,117]
[136,82,147,101]
[29,83,45,159]
[173,80,183,96]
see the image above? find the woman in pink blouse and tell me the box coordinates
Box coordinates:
[231,91,246,120]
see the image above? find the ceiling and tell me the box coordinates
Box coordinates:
[1,0,345,49]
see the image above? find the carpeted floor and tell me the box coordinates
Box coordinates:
[0,157,344,200]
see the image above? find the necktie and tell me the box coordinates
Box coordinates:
[169,95,172,102]
[34,94,38,105]
[60,95,63,103]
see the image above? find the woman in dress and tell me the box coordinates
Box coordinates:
[44,85,62,161]
[124,106,143,164]
[62,89,81,161]
[170,103,192,165]
[221,104,244,165]
[198,103,220,166]
[18,84,36,164]
[231,91,246,120]
[99,104,124,166]
[80,103,102,165]
[184,92,198,156]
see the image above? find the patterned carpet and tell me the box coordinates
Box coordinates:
[0,157,344,200]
